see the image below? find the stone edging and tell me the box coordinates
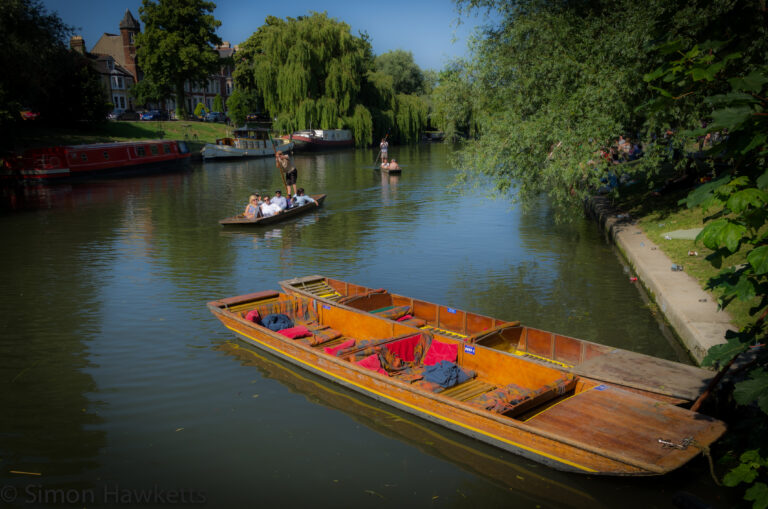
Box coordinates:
[587,196,733,365]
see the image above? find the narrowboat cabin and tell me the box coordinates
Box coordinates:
[1,140,191,181]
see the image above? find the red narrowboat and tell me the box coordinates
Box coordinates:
[1,140,191,181]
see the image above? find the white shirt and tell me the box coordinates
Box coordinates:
[260,202,281,217]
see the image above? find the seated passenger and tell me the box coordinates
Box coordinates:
[292,188,317,206]
[387,159,400,170]
[243,194,260,219]
[273,190,288,210]
[260,196,282,217]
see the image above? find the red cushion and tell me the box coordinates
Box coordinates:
[385,333,422,362]
[324,339,356,356]
[277,325,311,339]
[356,354,389,376]
[396,314,413,322]
[244,310,260,323]
[422,339,458,366]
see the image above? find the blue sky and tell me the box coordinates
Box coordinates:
[41,0,495,70]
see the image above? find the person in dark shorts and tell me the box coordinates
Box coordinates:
[276,151,298,195]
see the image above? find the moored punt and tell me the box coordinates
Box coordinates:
[219,194,326,226]
[208,289,726,475]
[1,140,191,182]
[278,275,716,405]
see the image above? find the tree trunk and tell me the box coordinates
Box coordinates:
[175,82,187,119]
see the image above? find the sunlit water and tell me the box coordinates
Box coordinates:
[0,144,734,508]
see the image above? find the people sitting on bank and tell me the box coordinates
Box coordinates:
[275,151,298,195]
[273,190,288,210]
[244,194,261,219]
[292,188,317,207]
[260,196,282,217]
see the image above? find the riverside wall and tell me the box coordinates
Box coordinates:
[587,197,733,365]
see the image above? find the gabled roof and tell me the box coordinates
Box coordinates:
[91,34,125,67]
[119,9,140,30]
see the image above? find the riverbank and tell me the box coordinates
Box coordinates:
[587,196,733,365]
[5,120,231,153]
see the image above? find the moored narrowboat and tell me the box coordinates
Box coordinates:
[1,140,191,182]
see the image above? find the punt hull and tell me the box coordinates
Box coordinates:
[278,275,717,404]
[219,194,326,226]
[208,291,726,476]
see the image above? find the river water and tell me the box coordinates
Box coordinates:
[0,144,735,508]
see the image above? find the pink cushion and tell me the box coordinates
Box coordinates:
[396,314,413,322]
[324,339,356,356]
[244,310,261,323]
[422,339,458,366]
[356,354,389,376]
[385,333,422,362]
[277,325,311,339]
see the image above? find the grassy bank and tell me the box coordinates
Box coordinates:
[614,179,757,331]
[7,120,233,152]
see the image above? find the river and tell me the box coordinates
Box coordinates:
[0,143,735,508]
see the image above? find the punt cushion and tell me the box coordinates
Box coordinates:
[422,339,458,366]
[356,354,389,377]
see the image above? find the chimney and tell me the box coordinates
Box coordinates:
[70,35,86,54]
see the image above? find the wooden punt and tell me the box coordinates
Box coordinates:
[208,289,726,475]
[219,194,326,226]
[278,275,716,405]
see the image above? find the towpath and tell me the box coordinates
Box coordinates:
[589,197,733,365]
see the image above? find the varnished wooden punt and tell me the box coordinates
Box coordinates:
[278,275,716,405]
[208,289,726,476]
[219,194,326,226]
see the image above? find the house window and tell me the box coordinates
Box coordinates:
[129,33,134,44]
[137,146,146,156]
[106,60,114,71]
[120,97,126,109]
[114,96,119,107]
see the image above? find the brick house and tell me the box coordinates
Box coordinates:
[70,35,136,115]
[79,9,235,117]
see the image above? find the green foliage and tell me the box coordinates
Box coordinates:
[135,0,222,118]
[234,12,426,146]
[0,0,111,132]
[375,50,425,95]
[224,89,257,126]
[193,103,207,118]
[430,60,476,140]
[213,94,224,113]
[643,28,767,509]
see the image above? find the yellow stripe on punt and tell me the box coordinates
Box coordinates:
[420,325,467,339]
[225,323,596,473]
[514,350,573,369]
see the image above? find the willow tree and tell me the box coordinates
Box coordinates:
[234,12,428,146]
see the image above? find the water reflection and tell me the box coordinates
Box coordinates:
[216,340,604,509]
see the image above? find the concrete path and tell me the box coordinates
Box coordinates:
[590,197,733,365]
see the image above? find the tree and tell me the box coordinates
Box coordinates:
[0,0,110,136]
[213,94,224,113]
[134,0,222,119]
[375,50,425,95]
[224,88,257,126]
[642,31,767,509]
[234,12,428,145]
